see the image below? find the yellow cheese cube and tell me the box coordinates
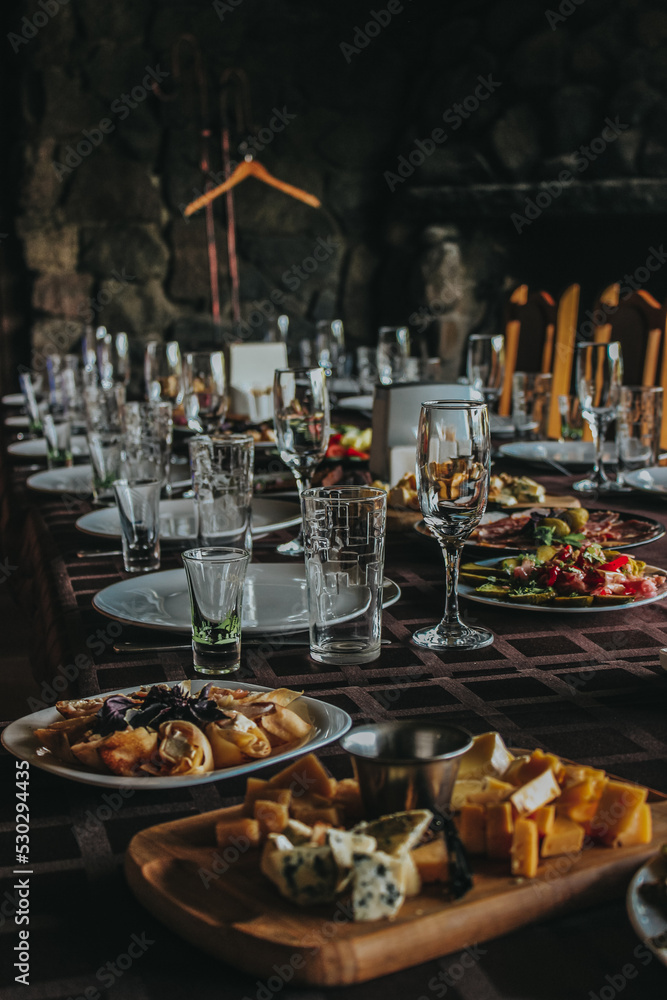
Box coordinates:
[511,817,539,878]
[486,802,514,859]
[556,776,606,825]
[510,768,561,816]
[467,778,514,806]
[529,805,555,836]
[591,780,649,846]
[459,804,486,855]
[541,816,585,858]
[457,732,514,781]
[610,803,652,848]
[412,836,449,883]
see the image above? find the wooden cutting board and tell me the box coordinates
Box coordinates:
[125,795,667,987]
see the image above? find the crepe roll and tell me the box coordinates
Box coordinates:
[261,705,313,744]
[97,727,159,776]
[35,714,98,764]
[207,712,272,763]
[156,720,214,775]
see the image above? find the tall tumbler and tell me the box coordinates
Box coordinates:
[121,401,173,494]
[301,486,387,665]
[189,434,255,555]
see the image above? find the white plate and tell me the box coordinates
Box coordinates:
[0,679,352,791]
[459,557,667,614]
[5,415,30,428]
[76,497,301,542]
[8,435,89,459]
[624,467,667,496]
[27,464,94,494]
[2,393,26,407]
[627,852,667,967]
[498,440,617,466]
[337,395,374,413]
[92,563,401,634]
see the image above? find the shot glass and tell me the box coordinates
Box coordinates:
[42,414,73,469]
[88,431,123,501]
[121,401,173,492]
[189,434,255,554]
[558,394,584,441]
[616,386,663,483]
[112,478,162,574]
[512,372,552,439]
[181,547,249,674]
[301,486,387,665]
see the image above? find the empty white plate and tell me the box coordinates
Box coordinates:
[624,467,667,496]
[76,497,301,541]
[498,440,617,466]
[8,436,89,459]
[2,393,26,407]
[27,464,94,494]
[92,563,401,634]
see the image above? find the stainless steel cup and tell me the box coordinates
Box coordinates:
[340,721,472,821]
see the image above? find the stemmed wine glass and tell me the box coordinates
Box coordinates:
[574,340,624,493]
[144,340,185,408]
[273,367,330,557]
[183,351,228,433]
[466,334,505,411]
[413,400,493,650]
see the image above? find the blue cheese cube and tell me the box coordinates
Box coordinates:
[260,843,338,906]
[350,850,406,921]
[353,810,432,855]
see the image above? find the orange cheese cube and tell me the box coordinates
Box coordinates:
[610,803,652,848]
[510,768,561,816]
[511,749,563,785]
[529,805,555,836]
[267,753,337,799]
[243,778,291,816]
[486,802,514,859]
[332,777,364,822]
[511,817,539,878]
[541,816,585,858]
[215,816,262,851]
[290,801,340,827]
[556,776,605,824]
[590,780,648,846]
[412,836,449,883]
[254,799,290,836]
[459,804,486,855]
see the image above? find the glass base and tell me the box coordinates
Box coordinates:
[310,639,380,665]
[572,477,631,494]
[193,662,240,675]
[276,536,304,557]
[412,622,494,651]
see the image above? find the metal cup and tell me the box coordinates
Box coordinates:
[340,721,472,823]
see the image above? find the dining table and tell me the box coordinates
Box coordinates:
[1,427,666,1000]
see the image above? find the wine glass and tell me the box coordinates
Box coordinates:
[183,351,228,433]
[413,400,493,650]
[377,326,410,385]
[96,329,130,390]
[466,334,505,411]
[574,340,624,493]
[144,340,184,408]
[315,319,346,378]
[273,367,330,557]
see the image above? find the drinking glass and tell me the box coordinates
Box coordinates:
[273,368,330,556]
[182,547,249,674]
[189,434,254,553]
[558,394,584,441]
[315,319,346,378]
[413,400,493,650]
[42,414,73,469]
[183,351,227,433]
[377,326,410,385]
[19,372,43,434]
[88,431,123,502]
[356,346,377,393]
[120,438,164,483]
[302,486,386,665]
[616,386,663,485]
[112,478,161,573]
[512,372,552,439]
[83,383,125,435]
[121,402,173,494]
[574,341,624,493]
[96,328,130,389]
[144,340,184,407]
[466,334,505,411]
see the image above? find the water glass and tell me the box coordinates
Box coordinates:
[301,486,387,665]
[42,415,73,469]
[88,432,122,501]
[512,372,552,439]
[315,319,346,378]
[189,434,255,553]
[144,340,184,407]
[356,346,377,393]
[574,340,624,493]
[377,326,410,385]
[121,438,164,483]
[183,351,227,433]
[558,394,585,441]
[466,334,505,411]
[122,402,173,492]
[182,547,249,674]
[616,386,663,483]
[113,478,161,574]
[96,329,130,389]
[84,383,125,434]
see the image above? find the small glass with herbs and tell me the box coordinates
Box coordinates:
[181,547,249,674]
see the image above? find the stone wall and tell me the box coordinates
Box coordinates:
[8,0,667,371]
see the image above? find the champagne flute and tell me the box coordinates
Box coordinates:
[144,340,184,409]
[183,351,228,433]
[466,334,505,411]
[413,400,493,650]
[574,341,624,493]
[273,367,330,557]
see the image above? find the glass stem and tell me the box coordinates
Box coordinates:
[440,540,464,629]
[293,469,312,544]
[591,415,609,485]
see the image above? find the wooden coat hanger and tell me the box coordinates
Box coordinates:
[184,155,321,217]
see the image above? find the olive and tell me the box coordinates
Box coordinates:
[541,517,571,537]
[563,508,590,532]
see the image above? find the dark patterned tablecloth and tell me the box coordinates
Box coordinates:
[2,460,667,1000]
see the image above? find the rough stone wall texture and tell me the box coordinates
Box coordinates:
[9,0,667,368]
